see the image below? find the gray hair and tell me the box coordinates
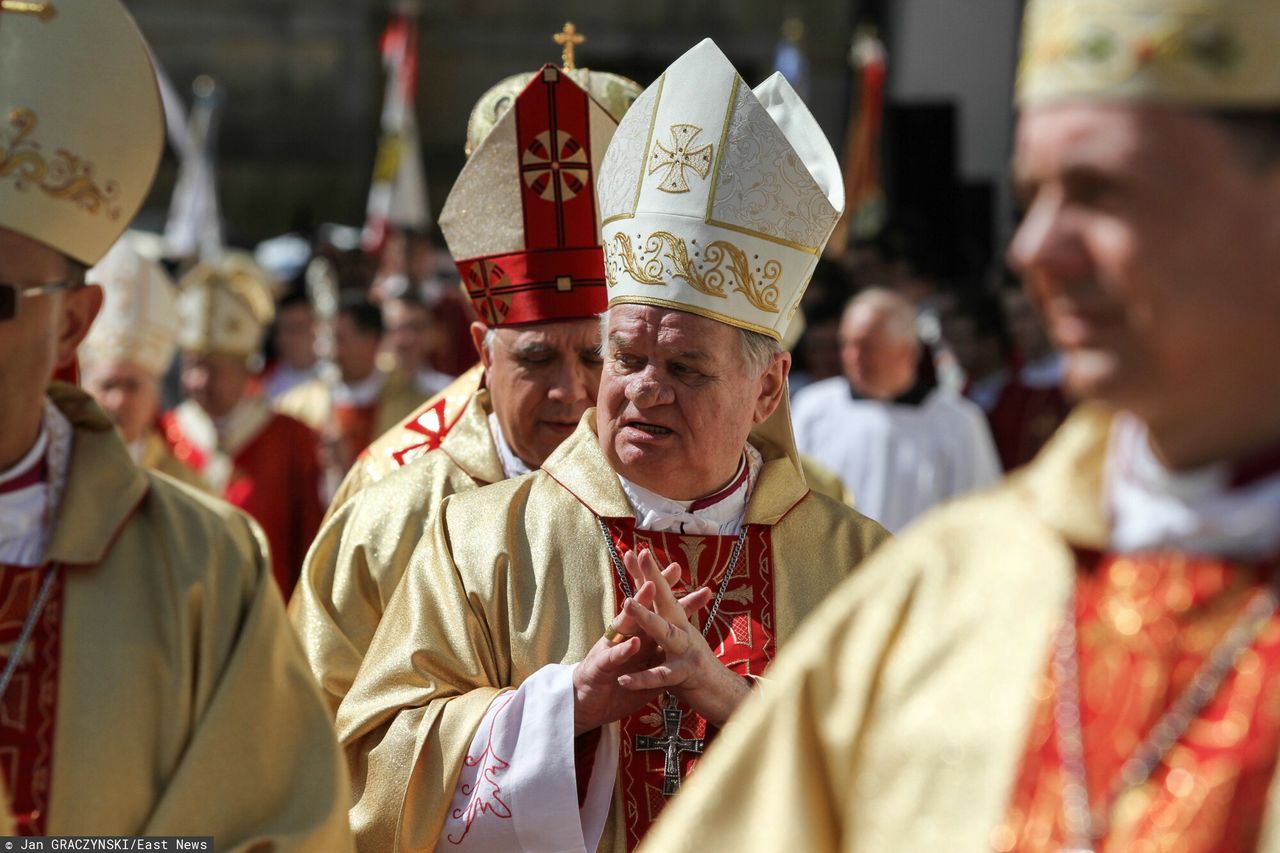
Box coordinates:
[598,308,781,377]
[483,326,497,354]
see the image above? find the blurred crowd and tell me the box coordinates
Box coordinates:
[80,224,478,595]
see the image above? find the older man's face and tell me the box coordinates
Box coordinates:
[599,305,787,501]
[0,228,101,467]
[1008,104,1280,439]
[839,305,917,401]
[181,351,250,420]
[482,317,602,468]
[83,359,161,445]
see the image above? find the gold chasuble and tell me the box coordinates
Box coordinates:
[291,387,504,716]
[337,414,888,851]
[0,386,353,846]
[640,407,1280,853]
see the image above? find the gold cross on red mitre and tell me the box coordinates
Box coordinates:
[0,0,56,20]
[553,21,585,70]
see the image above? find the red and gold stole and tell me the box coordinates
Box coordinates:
[998,552,1280,852]
[0,564,63,836]
[600,520,776,851]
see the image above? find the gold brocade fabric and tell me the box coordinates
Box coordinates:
[30,384,355,849]
[136,428,208,493]
[336,411,889,852]
[639,404,1280,853]
[326,364,486,516]
[1000,552,1280,851]
[289,389,503,717]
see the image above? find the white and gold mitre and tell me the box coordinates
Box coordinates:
[1017,0,1280,108]
[0,0,163,266]
[176,256,276,359]
[81,235,179,378]
[596,39,843,341]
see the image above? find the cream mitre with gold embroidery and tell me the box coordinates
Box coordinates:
[0,0,163,266]
[1017,0,1280,108]
[597,38,843,341]
[81,234,179,378]
[176,255,276,360]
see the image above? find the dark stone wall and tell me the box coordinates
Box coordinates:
[126,0,857,246]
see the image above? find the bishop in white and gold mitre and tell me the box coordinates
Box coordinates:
[598,37,842,342]
[80,235,206,490]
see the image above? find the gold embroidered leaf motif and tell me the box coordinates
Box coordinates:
[0,109,120,219]
[605,230,782,314]
[608,233,665,286]
[648,124,713,194]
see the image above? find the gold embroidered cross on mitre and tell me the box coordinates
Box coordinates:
[648,124,713,193]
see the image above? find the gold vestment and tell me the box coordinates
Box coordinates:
[27,384,354,848]
[290,388,503,716]
[639,405,1280,852]
[337,412,889,851]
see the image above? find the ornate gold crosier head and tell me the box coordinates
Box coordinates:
[0,1,56,21]
[553,21,585,70]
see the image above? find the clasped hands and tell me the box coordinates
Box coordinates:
[572,547,750,735]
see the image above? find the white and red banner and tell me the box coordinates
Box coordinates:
[363,3,431,254]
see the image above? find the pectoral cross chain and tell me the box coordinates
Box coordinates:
[634,694,705,795]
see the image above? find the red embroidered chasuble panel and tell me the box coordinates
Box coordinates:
[0,565,63,836]
[602,520,776,851]
[998,553,1280,852]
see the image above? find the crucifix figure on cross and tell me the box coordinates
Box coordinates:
[0,0,56,20]
[634,693,705,796]
[553,21,585,70]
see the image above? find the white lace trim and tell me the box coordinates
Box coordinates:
[617,443,762,536]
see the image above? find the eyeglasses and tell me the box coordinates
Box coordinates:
[0,280,83,322]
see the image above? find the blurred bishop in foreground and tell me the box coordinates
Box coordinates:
[0,1,351,843]
[643,0,1280,850]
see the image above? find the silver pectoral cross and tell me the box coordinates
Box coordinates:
[634,694,704,795]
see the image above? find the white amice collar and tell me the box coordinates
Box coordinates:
[488,413,534,480]
[618,443,762,537]
[0,397,74,567]
[1105,411,1280,559]
[333,368,388,408]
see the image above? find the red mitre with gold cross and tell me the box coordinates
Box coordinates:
[439,65,617,327]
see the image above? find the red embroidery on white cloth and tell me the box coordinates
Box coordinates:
[447,692,517,845]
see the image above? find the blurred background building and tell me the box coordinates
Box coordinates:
[128,0,1023,279]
